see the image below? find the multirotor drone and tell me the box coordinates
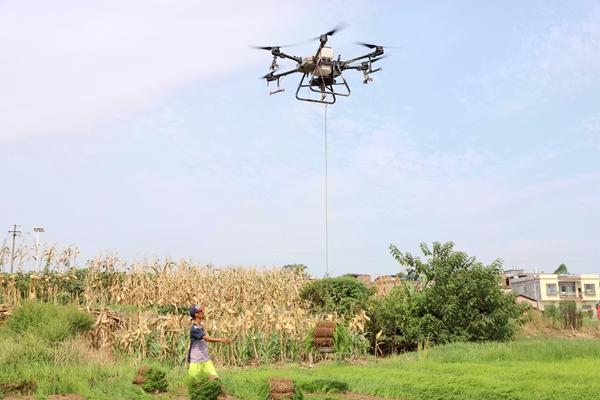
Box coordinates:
[253,25,388,104]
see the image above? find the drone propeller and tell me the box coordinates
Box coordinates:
[314,22,347,41]
[323,22,347,37]
[250,45,287,51]
[250,37,314,51]
[355,42,398,49]
[370,55,388,63]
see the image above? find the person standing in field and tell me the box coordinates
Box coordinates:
[187,304,231,380]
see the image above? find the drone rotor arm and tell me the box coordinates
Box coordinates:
[275,51,303,64]
[340,50,384,67]
[263,67,301,81]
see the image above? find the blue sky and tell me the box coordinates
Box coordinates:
[1,0,599,276]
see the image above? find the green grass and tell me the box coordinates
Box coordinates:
[2,338,600,399]
[219,338,600,400]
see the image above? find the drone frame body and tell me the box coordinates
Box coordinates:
[258,32,385,104]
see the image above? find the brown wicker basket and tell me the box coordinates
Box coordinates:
[314,326,335,338]
[316,321,336,329]
[271,392,294,399]
[313,337,334,347]
[269,378,294,394]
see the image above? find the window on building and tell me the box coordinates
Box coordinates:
[584,284,596,296]
[560,282,576,295]
[546,284,557,296]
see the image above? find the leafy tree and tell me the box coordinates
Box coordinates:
[384,242,525,345]
[282,264,310,277]
[553,263,568,275]
[299,277,375,316]
[367,285,422,353]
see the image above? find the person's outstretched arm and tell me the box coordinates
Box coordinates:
[203,335,231,344]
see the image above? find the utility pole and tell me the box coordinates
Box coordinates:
[8,224,22,274]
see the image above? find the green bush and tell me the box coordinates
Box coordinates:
[5,301,93,344]
[299,277,375,316]
[367,285,423,353]
[331,324,369,358]
[543,304,560,327]
[141,367,168,393]
[368,242,526,355]
[559,301,583,330]
[0,332,53,366]
[188,377,222,400]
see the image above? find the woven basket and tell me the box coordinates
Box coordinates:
[271,392,294,399]
[269,378,294,394]
[316,321,336,329]
[313,337,334,347]
[314,326,335,338]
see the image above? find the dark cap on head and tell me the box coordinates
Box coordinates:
[189,305,203,318]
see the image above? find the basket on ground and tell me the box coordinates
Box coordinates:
[313,321,336,353]
[269,378,295,399]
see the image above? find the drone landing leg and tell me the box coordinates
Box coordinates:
[295,73,336,104]
[308,64,351,97]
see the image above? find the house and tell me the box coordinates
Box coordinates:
[509,273,600,314]
[344,273,372,285]
[515,294,540,309]
[501,268,531,289]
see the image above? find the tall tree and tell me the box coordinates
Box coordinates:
[553,263,568,275]
[387,241,525,344]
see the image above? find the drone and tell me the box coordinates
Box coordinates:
[252,25,388,104]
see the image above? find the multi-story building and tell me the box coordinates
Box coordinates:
[510,273,600,312]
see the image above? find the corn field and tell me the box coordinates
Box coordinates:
[0,256,369,365]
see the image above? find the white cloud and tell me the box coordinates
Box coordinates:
[0,0,312,142]
[454,9,600,115]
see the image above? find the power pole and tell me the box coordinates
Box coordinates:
[8,224,21,274]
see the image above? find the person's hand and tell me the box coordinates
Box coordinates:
[221,338,231,345]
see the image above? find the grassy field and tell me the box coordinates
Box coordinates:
[221,338,600,400]
[3,337,600,399]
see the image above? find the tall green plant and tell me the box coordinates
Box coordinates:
[382,242,525,350]
[559,301,583,330]
[299,277,375,316]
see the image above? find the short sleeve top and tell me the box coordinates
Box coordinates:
[187,322,210,363]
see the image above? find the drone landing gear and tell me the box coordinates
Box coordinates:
[295,65,351,104]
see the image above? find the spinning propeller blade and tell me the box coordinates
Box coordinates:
[314,22,347,41]
[370,55,388,63]
[323,22,347,37]
[250,45,287,51]
[355,42,399,49]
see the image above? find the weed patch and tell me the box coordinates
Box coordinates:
[0,380,37,397]
[300,380,348,394]
[188,377,223,400]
